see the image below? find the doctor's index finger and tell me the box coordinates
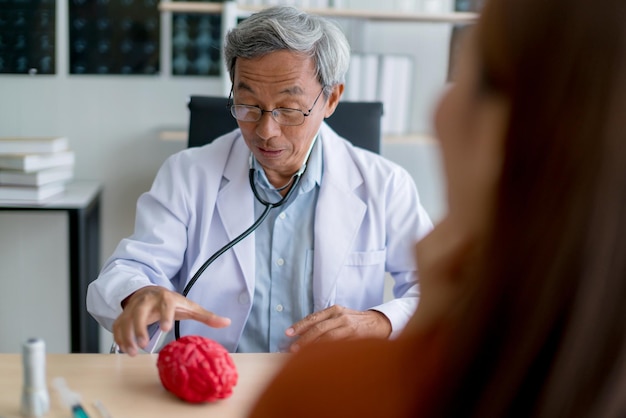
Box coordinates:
[175,299,232,328]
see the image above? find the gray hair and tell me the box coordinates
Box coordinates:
[223,5,350,96]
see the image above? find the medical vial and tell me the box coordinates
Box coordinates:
[21,338,50,417]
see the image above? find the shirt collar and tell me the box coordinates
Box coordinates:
[252,132,323,194]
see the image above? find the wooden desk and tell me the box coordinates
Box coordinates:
[0,353,289,418]
[0,181,102,353]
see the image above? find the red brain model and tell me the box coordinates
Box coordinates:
[157,335,238,403]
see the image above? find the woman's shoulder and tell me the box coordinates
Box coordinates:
[249,336,436,418]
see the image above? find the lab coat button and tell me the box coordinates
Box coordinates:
[279,212,286,220]
[238,293,249,304]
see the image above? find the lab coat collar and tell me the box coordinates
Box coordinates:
[216,133,257,294]
[313,123,367,310]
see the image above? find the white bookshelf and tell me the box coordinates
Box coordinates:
[158,2,477,24]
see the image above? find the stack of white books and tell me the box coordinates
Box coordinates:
[0,136,75,202]
[343,52,414,135]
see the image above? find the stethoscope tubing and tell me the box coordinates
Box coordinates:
[174,167,304,340]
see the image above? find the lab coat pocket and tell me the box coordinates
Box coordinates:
[335,249,387,308]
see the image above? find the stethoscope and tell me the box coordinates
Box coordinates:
[173,136,317,340]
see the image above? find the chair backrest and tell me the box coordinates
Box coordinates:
[187,96,383,154]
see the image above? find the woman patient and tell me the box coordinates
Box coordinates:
[249,0,626,416]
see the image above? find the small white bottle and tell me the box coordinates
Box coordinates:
[21,338,50,417]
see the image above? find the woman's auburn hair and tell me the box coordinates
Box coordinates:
[431,0,626,416]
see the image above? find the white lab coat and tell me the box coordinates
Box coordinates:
[87,123,432,352]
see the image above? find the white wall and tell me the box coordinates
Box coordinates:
[0,10,448,353]
[0,76,222,254]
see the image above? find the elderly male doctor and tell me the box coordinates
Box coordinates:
[87,6,432,356]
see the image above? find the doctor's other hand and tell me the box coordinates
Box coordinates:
[284,305,391,353]
[112,286,231,356]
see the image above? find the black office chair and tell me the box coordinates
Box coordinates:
[187,96,383,154]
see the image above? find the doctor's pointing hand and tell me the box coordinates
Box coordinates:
[112,286,231,356]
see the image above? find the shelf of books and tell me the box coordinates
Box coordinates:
[0,137,75,203]
[158,2,478,24]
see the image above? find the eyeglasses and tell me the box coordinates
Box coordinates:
[227,88,325,126]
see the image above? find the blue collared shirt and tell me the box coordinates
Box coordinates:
[236,137,322,353]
